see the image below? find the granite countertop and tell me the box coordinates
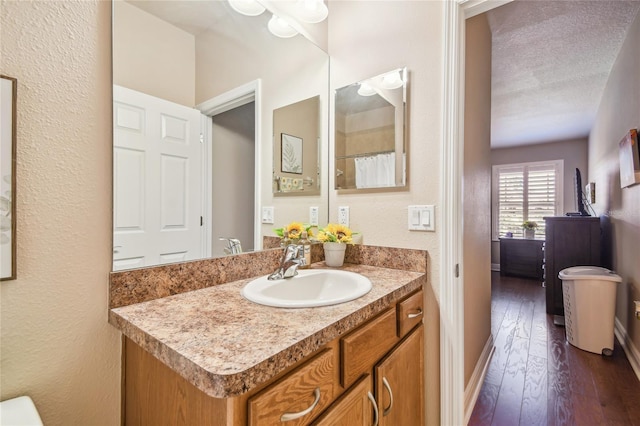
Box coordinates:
[109,263,425,399]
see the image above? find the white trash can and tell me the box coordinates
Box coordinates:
[559,266,622,355]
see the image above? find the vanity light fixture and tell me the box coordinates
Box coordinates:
[380,70,404,90]
[268,14,299,38]
[295,0,328,24]
[228,0,266,16]
[357,81,376,97]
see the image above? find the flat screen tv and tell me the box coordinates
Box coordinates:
[566,168,590,216]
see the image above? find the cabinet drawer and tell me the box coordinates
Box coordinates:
[248,348,335,425]
[397,290,424,337]
[341,309,398,388]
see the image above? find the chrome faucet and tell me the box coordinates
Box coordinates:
[268,244,306,280]
[219,237,242,255]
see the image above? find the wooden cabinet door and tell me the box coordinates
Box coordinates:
[375,324,424,426]
[312,375,376,426]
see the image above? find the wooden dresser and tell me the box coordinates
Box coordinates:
[499,237,545,280]
[543,216,601,316]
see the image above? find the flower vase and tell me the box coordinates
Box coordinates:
[524,229,535,239]
[323,242,347,267]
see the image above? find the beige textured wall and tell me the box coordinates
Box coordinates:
[0,1,120,425]
[328,2,443,423]
[463,13,492,387]
[490,138,589,264]
[113,1,195,106]
[328,0,442,279]
[588,10,640,356]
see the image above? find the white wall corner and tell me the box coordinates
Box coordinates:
[491,263,500,272]
[464,335,495,424]
[614,317,640,382]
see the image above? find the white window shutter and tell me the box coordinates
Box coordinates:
[492,160,563,240]
[496,166,525,238]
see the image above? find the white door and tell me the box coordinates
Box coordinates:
[113,86,202,271]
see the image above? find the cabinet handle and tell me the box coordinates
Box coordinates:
[280,387,321,422]
[382,377,394,416]
[367,391,379,426]
[407,308,423,319]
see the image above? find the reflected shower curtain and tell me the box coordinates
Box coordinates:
[354,152,396,188]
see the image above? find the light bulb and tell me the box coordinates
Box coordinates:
[381,71,404,89]
[357,81,376,97]
[228,0,265,17]
[268,14,298,38]
[295,0,328,24]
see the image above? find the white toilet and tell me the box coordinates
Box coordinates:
[0,396,43,426]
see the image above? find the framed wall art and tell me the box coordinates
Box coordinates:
[619,128,640,188]
[1,75,17,280]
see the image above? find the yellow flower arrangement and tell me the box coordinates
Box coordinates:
[316,223,355,244]
[274,222,315,240]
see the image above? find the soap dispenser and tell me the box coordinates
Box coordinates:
[300,231,311,268]
[281,231,291,248]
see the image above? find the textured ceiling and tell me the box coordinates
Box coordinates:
[487,0,640,148]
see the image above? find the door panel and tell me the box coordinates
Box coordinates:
[113,85,202,270]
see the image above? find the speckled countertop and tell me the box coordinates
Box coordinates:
[109,262,425,399]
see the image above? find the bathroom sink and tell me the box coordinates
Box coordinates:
[242,269,372,308]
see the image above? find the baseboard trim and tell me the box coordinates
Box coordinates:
[614,317,640,382]
[491,263,500,272]
[464,335,495,424]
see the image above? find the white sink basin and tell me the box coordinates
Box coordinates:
[242,269,372,308]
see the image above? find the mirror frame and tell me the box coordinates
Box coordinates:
[334,67,409,193]
[1,75,17,281]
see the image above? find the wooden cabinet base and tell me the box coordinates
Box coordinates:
[123,337,236,426]
[122,289,425,425]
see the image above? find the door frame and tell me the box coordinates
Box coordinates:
[441,1,512,424]
[196,80,263,257]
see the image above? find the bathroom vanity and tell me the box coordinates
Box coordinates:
[109,246,428,425]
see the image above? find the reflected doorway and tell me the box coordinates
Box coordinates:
[210,102,255,257]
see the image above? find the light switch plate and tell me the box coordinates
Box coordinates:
[261,206,274,224]
[309,206,319,226]
[408,205,435,231]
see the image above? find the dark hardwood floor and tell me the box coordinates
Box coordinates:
[469,272,640,426]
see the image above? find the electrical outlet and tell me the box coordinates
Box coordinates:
[261,206,274,224]
[309,206,319,226]
[338,206,350,227]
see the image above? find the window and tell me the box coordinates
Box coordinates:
[492,160,563,239]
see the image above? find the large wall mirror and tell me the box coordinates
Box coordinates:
[112,0,329,270]
[335,68,408,192]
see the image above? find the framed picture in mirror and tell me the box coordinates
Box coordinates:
[281,133,303,174]
[1,75,17,280]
